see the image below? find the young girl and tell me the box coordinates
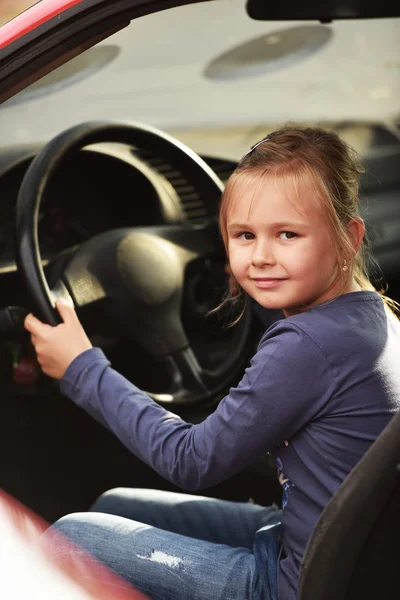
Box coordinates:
[25,125,400,600]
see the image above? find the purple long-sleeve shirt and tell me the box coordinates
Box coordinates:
[60,291,400,599]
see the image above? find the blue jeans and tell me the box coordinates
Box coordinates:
[47,488,282,600]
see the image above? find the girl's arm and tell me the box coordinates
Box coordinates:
[60,321,334,491]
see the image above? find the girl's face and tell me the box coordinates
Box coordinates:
[226,175,351,317]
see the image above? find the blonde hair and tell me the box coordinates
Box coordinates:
[218,123,398,321]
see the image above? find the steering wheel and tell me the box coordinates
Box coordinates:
[15,121,253,405]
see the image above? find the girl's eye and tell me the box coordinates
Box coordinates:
[279,231,297,241]
[238,231,254,240]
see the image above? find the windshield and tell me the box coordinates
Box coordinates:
[0,1,399,159]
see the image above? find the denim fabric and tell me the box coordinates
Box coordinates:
[46,488,282,600]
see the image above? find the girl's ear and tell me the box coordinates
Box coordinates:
[347,217,365,253]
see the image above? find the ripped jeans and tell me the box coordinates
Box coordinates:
[46,488,282,600]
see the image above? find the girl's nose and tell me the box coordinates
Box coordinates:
[251,242,275,267]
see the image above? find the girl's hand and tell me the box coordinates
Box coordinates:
[24,299,92,380]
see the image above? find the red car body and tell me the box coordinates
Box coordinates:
[0,1,85,50]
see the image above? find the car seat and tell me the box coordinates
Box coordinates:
[298,407,400,599]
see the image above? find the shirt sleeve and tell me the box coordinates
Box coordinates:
[60,321,335,490]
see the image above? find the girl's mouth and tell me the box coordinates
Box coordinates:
[252,278,286,288]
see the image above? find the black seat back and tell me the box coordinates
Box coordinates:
[298,409,400,600]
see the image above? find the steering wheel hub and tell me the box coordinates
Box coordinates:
[117,233,183,306]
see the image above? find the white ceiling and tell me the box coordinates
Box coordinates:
[0,0,399,159]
